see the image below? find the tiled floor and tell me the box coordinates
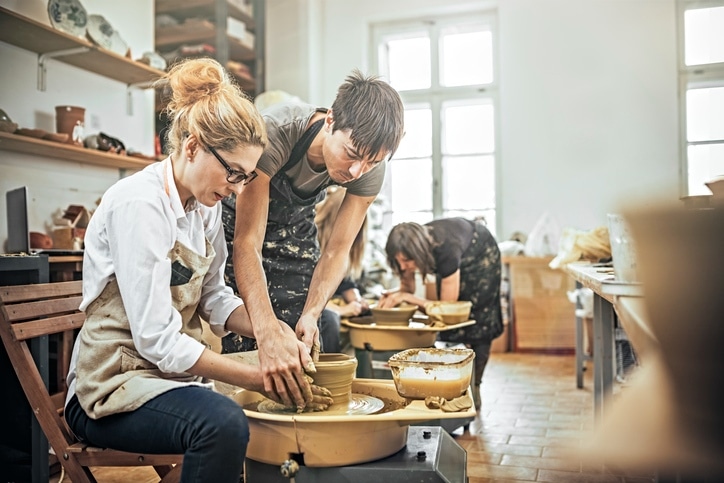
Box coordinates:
[456,352,652,482]
[53,352,654,482]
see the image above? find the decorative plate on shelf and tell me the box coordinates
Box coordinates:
[47,0,88,39]
[86,14,128,56]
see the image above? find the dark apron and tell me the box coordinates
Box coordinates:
[436,221,504,344]
[222,113,331,353]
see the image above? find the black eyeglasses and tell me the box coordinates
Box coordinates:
[208,146,258,185]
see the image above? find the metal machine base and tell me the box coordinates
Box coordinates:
[244,426,467,483]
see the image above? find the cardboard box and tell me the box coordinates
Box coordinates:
[52,204,90,249]
[506,256,575,352]
[52,227,85,250]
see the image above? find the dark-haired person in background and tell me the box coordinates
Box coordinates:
[379,218,504,410]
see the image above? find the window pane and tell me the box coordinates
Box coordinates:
[687,143,724,195]
[443,154,495,211]
[442,209,497,238]
[389,157,433,214]
[441,27,493,86]
[394,107,432,159]
[687,87,724,142]
[391,211,433,227]
[383,34,431,91]
[443,101,495,155]
[684,6,724,66]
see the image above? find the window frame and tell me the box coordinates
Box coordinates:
[676,0,724,196]
[370,10,500,235]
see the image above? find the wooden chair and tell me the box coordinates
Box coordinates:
[0,280,182,482]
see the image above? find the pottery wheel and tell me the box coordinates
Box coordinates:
[256,394,384,416]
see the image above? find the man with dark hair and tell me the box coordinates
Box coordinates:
[221,70,404,408]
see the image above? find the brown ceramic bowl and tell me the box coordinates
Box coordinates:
[15,128,48,138]
[370,303,417,326]
[424,301,472,325]
[43,132,69,143]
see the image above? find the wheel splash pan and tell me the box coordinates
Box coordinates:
[228,378,475,467]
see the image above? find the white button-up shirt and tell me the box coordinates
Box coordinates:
[66,159,242,401]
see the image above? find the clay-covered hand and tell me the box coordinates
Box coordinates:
[295,313,320,371]
[256,320,313,409]
[303,375,334,412]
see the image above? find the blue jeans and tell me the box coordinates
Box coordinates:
[319,308,342,353]
[65,386,248,483]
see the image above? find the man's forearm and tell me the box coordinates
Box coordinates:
[301,253,347,322]
[233,243,280,340]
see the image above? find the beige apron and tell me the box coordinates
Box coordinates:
[76,238,215,419]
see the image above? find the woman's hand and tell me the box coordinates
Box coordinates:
[336,300,365,318]
[377,290,407,308]
[305,377,334,411]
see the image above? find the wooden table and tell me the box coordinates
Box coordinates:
[562,262,643,424]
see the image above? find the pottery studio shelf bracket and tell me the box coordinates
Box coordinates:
[126,80,156,116]
[37,46,90,91]
[1,7,165,116]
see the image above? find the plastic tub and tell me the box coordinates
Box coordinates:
[388,348,474,400]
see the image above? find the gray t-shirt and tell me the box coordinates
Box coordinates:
[257,102,386,198]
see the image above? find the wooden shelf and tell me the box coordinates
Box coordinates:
[0,132,157,170]
[155,0,255,30]
[0,7,165,86]
[155,20,255,61]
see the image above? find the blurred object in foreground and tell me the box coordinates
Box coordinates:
[579,201,724,479]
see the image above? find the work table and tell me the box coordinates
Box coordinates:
[561,262,644,424]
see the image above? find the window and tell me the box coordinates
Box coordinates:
[678,1,724,196]
[371,13,498,235]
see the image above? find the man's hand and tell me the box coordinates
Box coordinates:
[256,321,314,409]
[295,313,321,363]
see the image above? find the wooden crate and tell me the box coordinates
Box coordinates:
[506,256,575,352]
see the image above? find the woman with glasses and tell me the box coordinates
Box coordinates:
[63,58,332,483]
[379,218,504,411]
[220,71,404,408]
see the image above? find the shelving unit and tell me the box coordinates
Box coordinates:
[0,7,165,90]
[0,7,164,169]
[154,0,264,95]
[0,132,157,170]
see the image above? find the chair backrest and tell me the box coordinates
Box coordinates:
[0,280,182,483]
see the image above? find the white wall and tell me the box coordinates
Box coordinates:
[0,0,155,251]
[264,0,680,239]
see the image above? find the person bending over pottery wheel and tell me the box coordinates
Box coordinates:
[220,70,404,409]
[379,218,504,410]
[63,58,332,483]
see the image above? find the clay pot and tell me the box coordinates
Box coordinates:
[55,105,85,145]
[312,353,357,406]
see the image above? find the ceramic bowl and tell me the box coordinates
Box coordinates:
[424,301,472,325]
[43,132,69,143]
[370,303,417,326]
[15,128,48,138]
